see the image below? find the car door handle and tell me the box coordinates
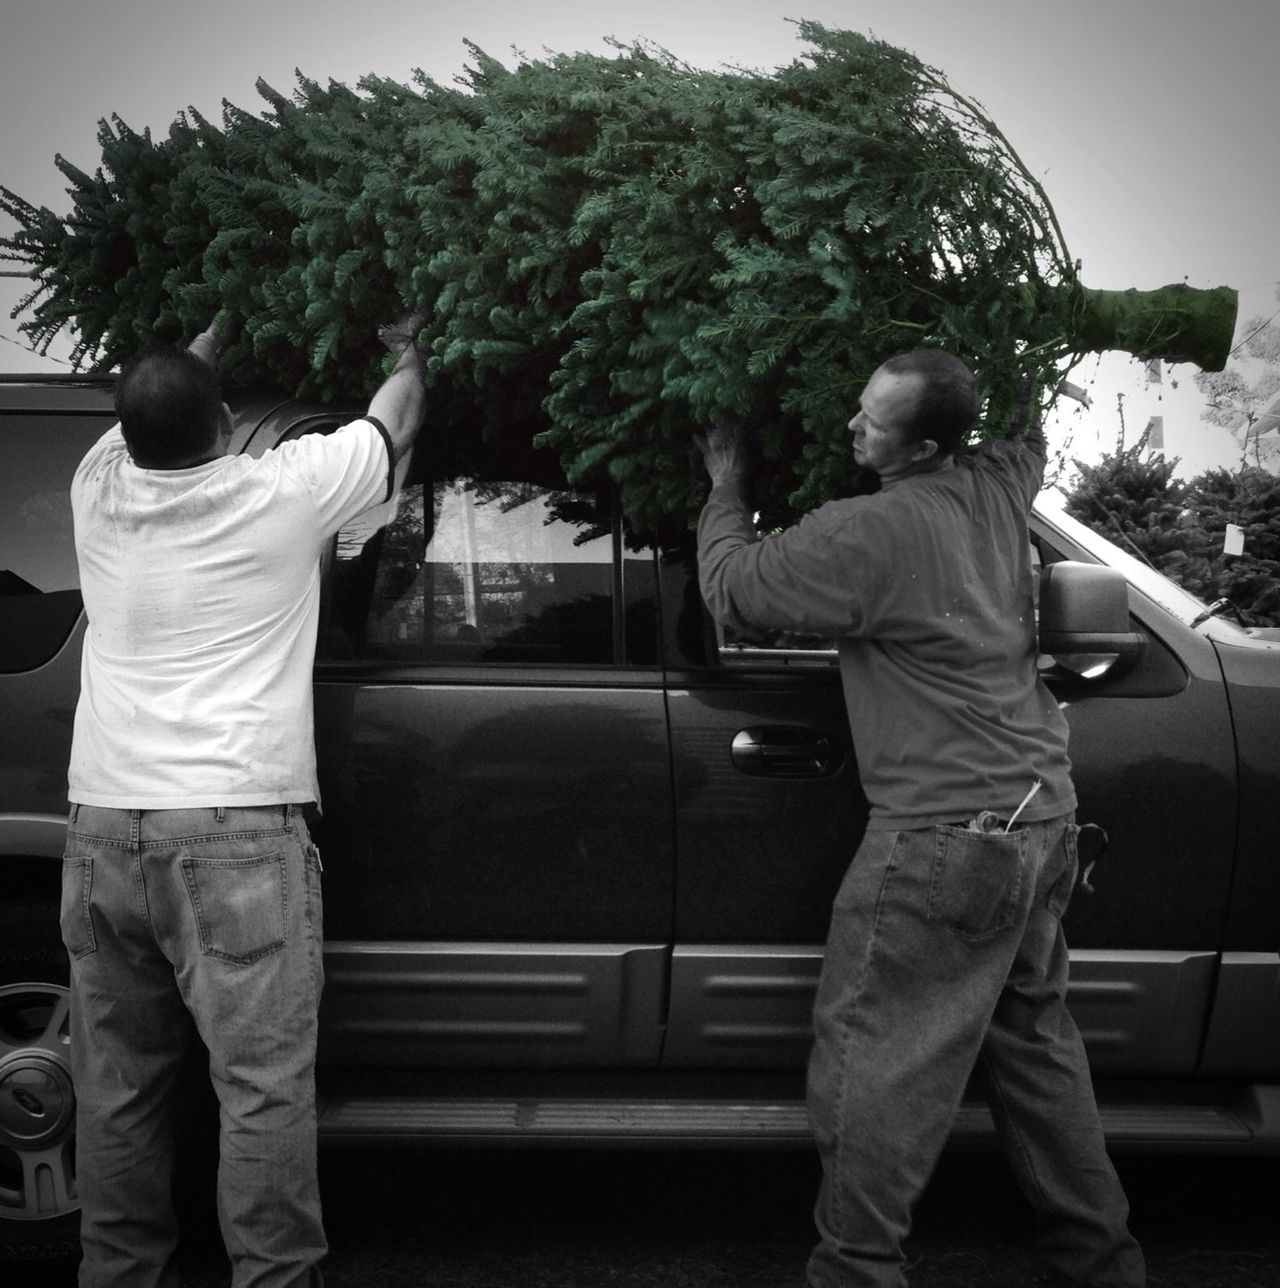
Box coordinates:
[730,726,841,778]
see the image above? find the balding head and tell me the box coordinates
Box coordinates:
[114,346,225,468]
[876,350,979,458]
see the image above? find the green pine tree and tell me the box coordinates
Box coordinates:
[1179,467,1280,626]
[1064,438,1204,581]
[1064,441,1280,627]
[1,22,1239,527]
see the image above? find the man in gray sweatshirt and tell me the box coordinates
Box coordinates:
[695,349,1143,1288]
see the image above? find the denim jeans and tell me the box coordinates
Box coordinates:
[806,815,1145,1288]
[61,804,327,1288]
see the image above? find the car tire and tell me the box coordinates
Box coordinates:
[0,907,81,1272]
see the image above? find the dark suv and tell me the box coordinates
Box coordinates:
[3,374,1280,1266]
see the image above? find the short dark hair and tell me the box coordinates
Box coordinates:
[878,349,979,457]
[114,346,223,468]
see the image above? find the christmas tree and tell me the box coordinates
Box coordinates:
[1,22,1237,527]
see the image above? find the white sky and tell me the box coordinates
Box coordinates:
[3,0,1277,477]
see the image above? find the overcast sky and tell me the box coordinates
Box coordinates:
[3,0,1277,474]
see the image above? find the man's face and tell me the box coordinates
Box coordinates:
[847,368,932,480]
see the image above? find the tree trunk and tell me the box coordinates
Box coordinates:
[1052,282,1238,372]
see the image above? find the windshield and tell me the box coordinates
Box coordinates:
[1034,488,1244,634]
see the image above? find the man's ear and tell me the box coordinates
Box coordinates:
[911,437,939,462]
[209,403,234,456]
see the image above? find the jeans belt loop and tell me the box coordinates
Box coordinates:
[215,805,226,823]
[284,803,292,826]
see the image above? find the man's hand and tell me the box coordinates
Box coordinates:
[187,309,240,369]
[1009,376,1043,440]
[209,308,241,352]
[693,422,753,490]
[378,311,427,355]
[369,310,429,463]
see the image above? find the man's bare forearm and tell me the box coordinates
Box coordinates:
[368,343,428,462]
[187,329,222,370]
[187,310,238,370]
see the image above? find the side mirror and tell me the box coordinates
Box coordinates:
[1038,561,1145,680]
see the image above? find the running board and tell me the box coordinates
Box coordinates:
[317,1089,1280,1153]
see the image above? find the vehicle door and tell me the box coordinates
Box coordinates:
[1030,503,1239,1076]
[270,415,674,1072]
[0,397,112,827]
[656,540,866,1070]
[660,500,1238,1081]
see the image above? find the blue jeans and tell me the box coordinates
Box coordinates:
[806,815,1145,1288]
[61,804,327,1288]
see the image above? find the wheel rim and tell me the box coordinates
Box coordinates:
[0,981,79,1222]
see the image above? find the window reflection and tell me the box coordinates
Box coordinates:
[326,477,617,665]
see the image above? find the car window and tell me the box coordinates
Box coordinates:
[0,415,104,593]
[321,466,629,666]
[1035,489,1225,629]
[0,413,105,672]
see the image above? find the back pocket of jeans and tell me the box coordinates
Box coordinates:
[927,826,1027,942]
[60,856,97,959]
[181,852,287,965]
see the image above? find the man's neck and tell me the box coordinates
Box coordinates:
[879,454,956,487]
[134,446,227,470]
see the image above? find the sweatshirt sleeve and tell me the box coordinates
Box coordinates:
[969,417,1047,509]
[696,481,881,638]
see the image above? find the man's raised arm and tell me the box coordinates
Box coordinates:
[187,310,239,370]
[368,313,428,462]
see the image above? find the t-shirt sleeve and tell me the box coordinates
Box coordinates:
[72,423,126,483]
[70,424,127,512]
[697,483,883,637]
[277,418,396,536]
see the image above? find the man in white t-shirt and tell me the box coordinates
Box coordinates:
[61,312,427,1288]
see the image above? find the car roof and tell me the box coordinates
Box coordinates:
[0,373,359,459]
[0,372,116,414]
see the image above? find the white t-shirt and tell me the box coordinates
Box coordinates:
[68,418,394,808]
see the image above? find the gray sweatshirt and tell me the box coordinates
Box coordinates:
[696,433,1075,831]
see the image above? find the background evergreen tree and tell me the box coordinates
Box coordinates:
[1194,286,1280,473]
[1179,467,1280,626]
[1064,432,1204,580]
[1064,437,1280,628]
